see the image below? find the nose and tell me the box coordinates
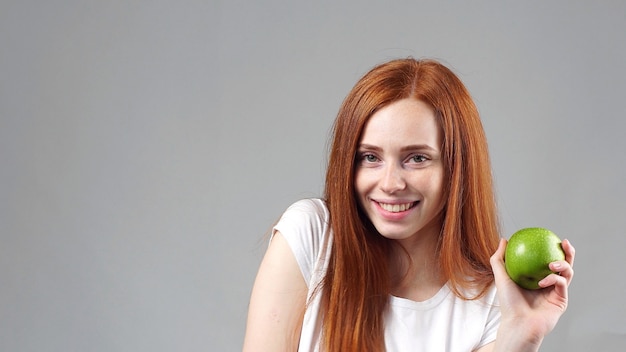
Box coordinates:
[380,163,406,194]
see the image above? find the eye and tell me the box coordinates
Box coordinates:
[362,153,379,163]
[409,154,428,163]
[357,152,380,165]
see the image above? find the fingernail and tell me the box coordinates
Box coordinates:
[552,262,562,270]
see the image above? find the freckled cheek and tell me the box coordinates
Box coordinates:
[427,173,446,206]
[355,169,378,187]
[354,170,375,201]
[409,170,445,198]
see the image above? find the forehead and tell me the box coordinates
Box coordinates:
[360,98,441,148]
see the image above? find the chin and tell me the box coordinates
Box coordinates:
[372,224,416,241]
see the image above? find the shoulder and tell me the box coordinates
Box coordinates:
[449,278,498,303]
[450,282,499,311]
[272,198,332,285]
[453,283,500,348]
[273,198,330,241]
[439,283,500,334]
[446,283,500,349]
[279,198,329,222]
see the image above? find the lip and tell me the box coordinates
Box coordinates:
[372,199,419,220]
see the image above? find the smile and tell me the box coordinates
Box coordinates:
[377,201,418,213]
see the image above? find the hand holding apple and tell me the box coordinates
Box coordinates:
[490,233,575,350]
[504,227,565,290]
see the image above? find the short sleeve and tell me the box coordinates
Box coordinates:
[476,284,501,348]
[272,199,331,287]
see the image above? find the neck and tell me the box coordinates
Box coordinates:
[388,220,446,301]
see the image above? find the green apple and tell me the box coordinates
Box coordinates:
[504,227,565,290]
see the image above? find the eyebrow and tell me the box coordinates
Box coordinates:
[358,143,439,152]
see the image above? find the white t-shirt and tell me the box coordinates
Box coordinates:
[273,198,501,352]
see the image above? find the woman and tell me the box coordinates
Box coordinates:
[243,58,575,351]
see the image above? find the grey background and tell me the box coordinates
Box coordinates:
[1,1,625,351]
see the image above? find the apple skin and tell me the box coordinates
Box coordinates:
[504,227,565,290]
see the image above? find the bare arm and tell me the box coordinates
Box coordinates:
[243,231,308,351]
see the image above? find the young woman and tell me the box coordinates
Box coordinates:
[243,58,575,351]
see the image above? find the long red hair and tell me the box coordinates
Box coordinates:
[321,58,500,351]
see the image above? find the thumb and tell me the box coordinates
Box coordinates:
[490,238,510,285]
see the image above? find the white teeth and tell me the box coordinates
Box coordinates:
[379,202,414,212]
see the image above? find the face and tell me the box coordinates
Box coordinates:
[355,98,445,244]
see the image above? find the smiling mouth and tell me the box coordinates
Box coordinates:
[377,201,418,213]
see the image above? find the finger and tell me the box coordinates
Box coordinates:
[549,261,574,284]
[490,238,509,284]
[561,239,576,267]
[489,238,506,265]
[538,273,569,307]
